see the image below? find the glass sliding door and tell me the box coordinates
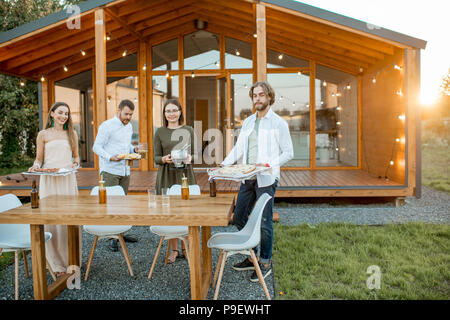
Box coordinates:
[315,64,358,167]
[268,72,311,167]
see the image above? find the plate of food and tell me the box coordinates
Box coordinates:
[23,167,78,176]
[208,164,270,181]
[118,153,142,160]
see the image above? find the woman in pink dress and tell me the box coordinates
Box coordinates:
[29,102,80,276]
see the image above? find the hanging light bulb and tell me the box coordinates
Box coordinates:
[235,49,240,56]
[372,77,377,84]
[396,89,403,96]
[215,61,219,67]
[278,54,283,60]
[346,84,351,90]
[398,114,405,121]
[395,138,400,142]
[253,33,257,38]
[394,64,402,71]
[191,71,195,78]
[80,50,86,56]
[323,81,327,87]
[336,121,342,125]
[142,63,147,71]
[63,65,68,72]
[297,71,302,75]
[40,75,45,82]
[20,80,25,86]
[165,71,170,78]
[106,34,111,41]
[122,49,127,57]
[390,160,395,165]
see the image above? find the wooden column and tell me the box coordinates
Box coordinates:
[94,9,107,128]
[146,42,155,169]
[255,3,267,81]
[309,60,316,168]
[405,48,420,196]
[138,41,148,170]
[30,225,48,300]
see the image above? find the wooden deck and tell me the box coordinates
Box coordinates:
[0,169,408,198]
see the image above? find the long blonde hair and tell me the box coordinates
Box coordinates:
[45,102,77,152]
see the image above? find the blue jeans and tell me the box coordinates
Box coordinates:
[232,179,278,264]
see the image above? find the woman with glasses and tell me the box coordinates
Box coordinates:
[153,99,196,263]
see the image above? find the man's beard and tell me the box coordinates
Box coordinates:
[255,102,269,111]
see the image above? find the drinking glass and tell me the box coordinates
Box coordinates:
[161,188,170,207]
[138,142,148,160]
[147,189,156,208]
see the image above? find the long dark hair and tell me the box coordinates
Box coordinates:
[163,99,184,127]
[45,102,77,152]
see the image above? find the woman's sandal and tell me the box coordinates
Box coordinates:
[180,248,187,259]
[167,250,179,264]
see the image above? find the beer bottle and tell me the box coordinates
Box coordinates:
[31,179,39,209]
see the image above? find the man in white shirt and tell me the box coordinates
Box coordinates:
[221,81,293,282]
[93,99,139,250]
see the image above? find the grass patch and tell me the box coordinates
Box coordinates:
[273,222,450,300]
[422,143,450,193]
[0,166,30,177]
[0,251,15,281]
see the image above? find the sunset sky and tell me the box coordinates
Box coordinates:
[295,0,450,105]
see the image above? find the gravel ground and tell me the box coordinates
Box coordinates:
[0,186,448,300]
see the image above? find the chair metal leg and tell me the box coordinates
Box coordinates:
[118,234,134,277]
[148,236,164,280]
[164,238,171,265]
[249,250,271,300]
[22,250,30,278]
[213,251,227,300]
[212,250,223,289]
[46,259,57,281]
[84,235,98,281]
[15,250,19,300]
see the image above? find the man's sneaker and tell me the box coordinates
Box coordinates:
[250,263,272,282]
[232,258,255,271]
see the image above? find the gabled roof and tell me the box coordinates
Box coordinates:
[0,0,426,49]
[0,0,427,81]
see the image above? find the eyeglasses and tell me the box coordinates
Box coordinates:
[165,109,180,114]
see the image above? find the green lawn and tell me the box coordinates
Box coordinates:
[273,222,450,299]
[422,143,450,193]
[0,166,30,177]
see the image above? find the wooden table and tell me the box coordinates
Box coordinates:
[0,194,235,300]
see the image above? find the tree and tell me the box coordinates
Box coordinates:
[0,0,83,168]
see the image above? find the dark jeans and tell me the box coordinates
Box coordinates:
[101,171,130,195]
[233,179,278,264]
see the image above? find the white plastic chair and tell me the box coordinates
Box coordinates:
[0,193,53,300]
[147,184,201,279]
[83,186,133,280]
[207,193,272,300]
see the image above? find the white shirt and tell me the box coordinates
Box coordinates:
[93,116,136,176]
[222,108,294,187]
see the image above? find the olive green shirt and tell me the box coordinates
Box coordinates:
[153,125,196,194]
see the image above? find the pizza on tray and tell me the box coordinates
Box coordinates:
[213,164,256,176]
[118,153,141,160]
[33,168,59,173]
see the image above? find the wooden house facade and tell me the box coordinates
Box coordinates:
[0,0,427,198]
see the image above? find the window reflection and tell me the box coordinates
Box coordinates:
[267,49,309,69]
[225,37,252,69]
[184,31,220,70]
[268,73,310,167]
[231,74,253,129]
[152,38,178,71]
[315,64,358,167]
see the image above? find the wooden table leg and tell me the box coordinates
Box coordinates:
[188,226,202,300]
[30,225,48,300]
[67,225,80,267]
[201,226,212,298]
